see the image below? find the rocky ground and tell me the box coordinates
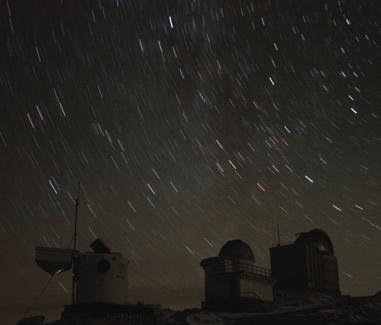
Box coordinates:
[18,292,381,325]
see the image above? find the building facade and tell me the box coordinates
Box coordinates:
[270,229,340,293]
[200,240,274,312]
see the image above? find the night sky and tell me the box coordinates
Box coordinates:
[0,0,380,323]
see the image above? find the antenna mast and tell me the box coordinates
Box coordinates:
[73,182,80,251]
[277,223,281,246]
[72,181,81,304]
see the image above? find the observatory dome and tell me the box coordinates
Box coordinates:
[219,240,255,261]
[295,229,334,255]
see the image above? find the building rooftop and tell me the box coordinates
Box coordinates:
[219,239,255,261]
[294,229,334,255]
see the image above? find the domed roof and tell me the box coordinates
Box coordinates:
[219,239,255,261]
[294,229,334,255]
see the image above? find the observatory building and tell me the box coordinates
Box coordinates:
[74,238,129,305]
[35,239,157,324]
[200,240,275,312]
[36,238,129,305]
[270,229,340,293]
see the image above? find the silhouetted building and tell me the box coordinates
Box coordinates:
[75,251,128,304]
[35,239,158,325]
[36,239,129,305]
[200,240,275,312]
[270,229,340,293]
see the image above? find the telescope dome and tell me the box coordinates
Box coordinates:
[219,239,255,261]
[295,229,334,255]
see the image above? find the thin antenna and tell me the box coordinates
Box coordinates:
[73,181,81,252]
[72,181,81,305]
[277,223,281,246]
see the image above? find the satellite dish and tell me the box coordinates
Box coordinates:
[35,247,75,275]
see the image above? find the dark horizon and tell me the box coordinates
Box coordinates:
[1,1,380,324]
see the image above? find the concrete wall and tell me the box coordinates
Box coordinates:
[202,256,274,304]
[271,244,340,293]
[239,278,273,302]
[306,245,323,290]
[270,244,307,290]
[205,274,236,302]
[322,256,340,292]
[76,253,128,304]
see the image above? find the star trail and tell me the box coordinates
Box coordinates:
[0,1,380,323]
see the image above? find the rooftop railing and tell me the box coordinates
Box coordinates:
[210,261,272,278]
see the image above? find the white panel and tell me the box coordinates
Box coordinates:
[76,252,129,305]
[35,247,74,275]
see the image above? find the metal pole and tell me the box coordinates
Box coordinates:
[72,181,81,305]
[73,182,80,251]
[277,223,280,246]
